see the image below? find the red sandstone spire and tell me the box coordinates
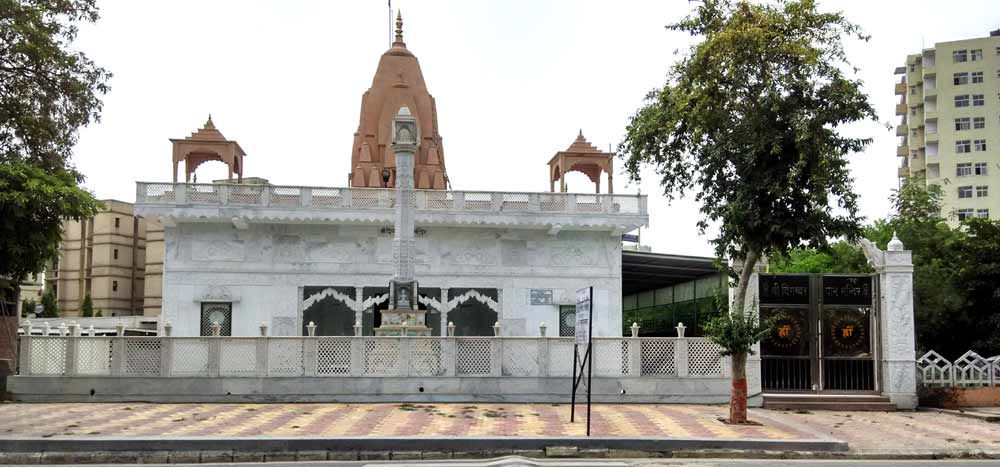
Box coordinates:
[349,14,448,190]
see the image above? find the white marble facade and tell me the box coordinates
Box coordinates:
[159,222,624,337]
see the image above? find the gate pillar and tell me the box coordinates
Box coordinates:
[875,235,917,409]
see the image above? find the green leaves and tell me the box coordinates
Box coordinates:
[704,301,772,356]
[0,162,100,283]
[1,0,105,283]
[1,0,110,180]
[620,0,874,267]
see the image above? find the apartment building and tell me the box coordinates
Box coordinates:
[47,200,148,316]
[895,30,1000,223]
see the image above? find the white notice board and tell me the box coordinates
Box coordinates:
[575,287,591,345]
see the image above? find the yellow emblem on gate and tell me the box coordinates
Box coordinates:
[778,325,792,338]
[841,325,854,338]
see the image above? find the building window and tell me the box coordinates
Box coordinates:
[977,209,990,219]
[954,72,969,85]
[909,64,916,72]
[959,186,974,198]
[112,280,118,292]
[975,162,988,176]
[910,86,917,95]
[114,217,120,229]
[201,302,233,336]
[973,117,985,129]
[559,305,576,337]
[976,186,989,197]
[957,140,972,153]
[971,49,983,61]
[953,49,968,62]
[955,117,971,130]
[911,107,917,116]
[957,208,975,221]
[911,128,918,137]
[957,163,972,176]
[975,139,987,151]
[973,94,985,106]
[955,95,970,107]
[113,248,118,260]
[972,71,984,84]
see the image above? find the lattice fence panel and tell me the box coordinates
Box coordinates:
[77,338,113,375]
[457,339,492,375]
[30,338,66,375]
[539,194,567,212]
[268,339,304,376]
[351,189,380,209]
[171,339,211,376]
[318,338,352,376]
[312,188,344,208]
[954,350,991,387]
[124,339,162,376]
[593,339,628,377]
[220,339,257,376]
[142,183,175,202]
[612,196,640,214]
[229,185,263,205]
[270,186,302,207]
[917,350,953,387]
[640,339,676,376]
[688,339,724,376]
[502,339,541,377]
[364,339,401,376]
[547,339,575,377]
[409,339,444,376]
[575,195,602,213]
[462,192,493,211]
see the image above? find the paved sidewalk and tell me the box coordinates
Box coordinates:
[0,403,809,439]
[2,402,1000,459]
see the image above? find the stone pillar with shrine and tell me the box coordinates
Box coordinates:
[374,107,431,336]
[548,130,614,193]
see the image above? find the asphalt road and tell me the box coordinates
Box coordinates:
[17,457,1000,467]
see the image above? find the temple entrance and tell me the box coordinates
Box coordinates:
[302,286,356,336]
[760,274,877,393]
[446,288,499,336]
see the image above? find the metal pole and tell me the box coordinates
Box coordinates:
[586,286,594,436]
[571,342,578,422]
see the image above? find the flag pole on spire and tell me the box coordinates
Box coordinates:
[388,0,393,47]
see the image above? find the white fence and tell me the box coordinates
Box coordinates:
[135,182,647,216]
[917,350,1000,387]
[19,335,727,379]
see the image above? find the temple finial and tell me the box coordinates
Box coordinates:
[206,114,215,129]
[394,11,404,44]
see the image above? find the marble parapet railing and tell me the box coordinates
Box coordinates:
[17,334,728,379]
[917,349,1000,388]
[135,182,647,218]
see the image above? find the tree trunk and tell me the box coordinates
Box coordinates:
[729,351,748,423]
[728,250,758,425]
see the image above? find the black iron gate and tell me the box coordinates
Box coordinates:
[760,274,877,392]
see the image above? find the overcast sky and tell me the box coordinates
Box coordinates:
[70,0,999,256]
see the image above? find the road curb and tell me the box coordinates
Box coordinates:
[0,436,846,464]
[919,406,1000,423]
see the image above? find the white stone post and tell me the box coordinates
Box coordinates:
[57,322,67,337]
[627,323,642,376]
[255,322,269,377]
[86,325,95,337]
[675,322,686,338]
[208,323,221,377]
[19,320,33,376]
[878,234,918,409]
[538,335,550,377]
[306,321,317,337]
[65,322,80,376]
[675,336,689,378]
[42,322,51,336]
[304,335,319,377]
[354,287,364,335]
[163,321,173,337]
[440,288,449,336]
[349,335,364,377]
[111,323,126,376]
[447,321,456,337]
[160,332,174,377]
[539,322,547,337]
[353,320,362,337]
[491,335,503,377]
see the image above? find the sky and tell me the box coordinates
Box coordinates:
[70,0,1000,257]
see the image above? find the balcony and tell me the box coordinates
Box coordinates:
[895,82,907,95]
[897,145,910,157]
[924,87,937,99]
[925,132,939,144]
[895,103,908,116]
[898,166,910,177]
[896,124,908,136]
[134,182,649,231]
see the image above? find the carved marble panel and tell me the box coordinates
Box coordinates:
[307,242,355,263]
[447,241,498,266]
[191,239,245,262]
[273,235,305,262]
[272,317,298,337]
[550,243,598,267]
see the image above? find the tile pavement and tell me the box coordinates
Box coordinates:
[2,402,1000,455]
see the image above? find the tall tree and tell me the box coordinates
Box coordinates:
[620,0,876,422]
[0,0,107,284]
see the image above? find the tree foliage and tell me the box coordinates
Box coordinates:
[39,285,57,318]
[0,0,108,283]
[619,0,876,318]
[81,293,93,317]
[0,163,100,282]
[1,0,111,177]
